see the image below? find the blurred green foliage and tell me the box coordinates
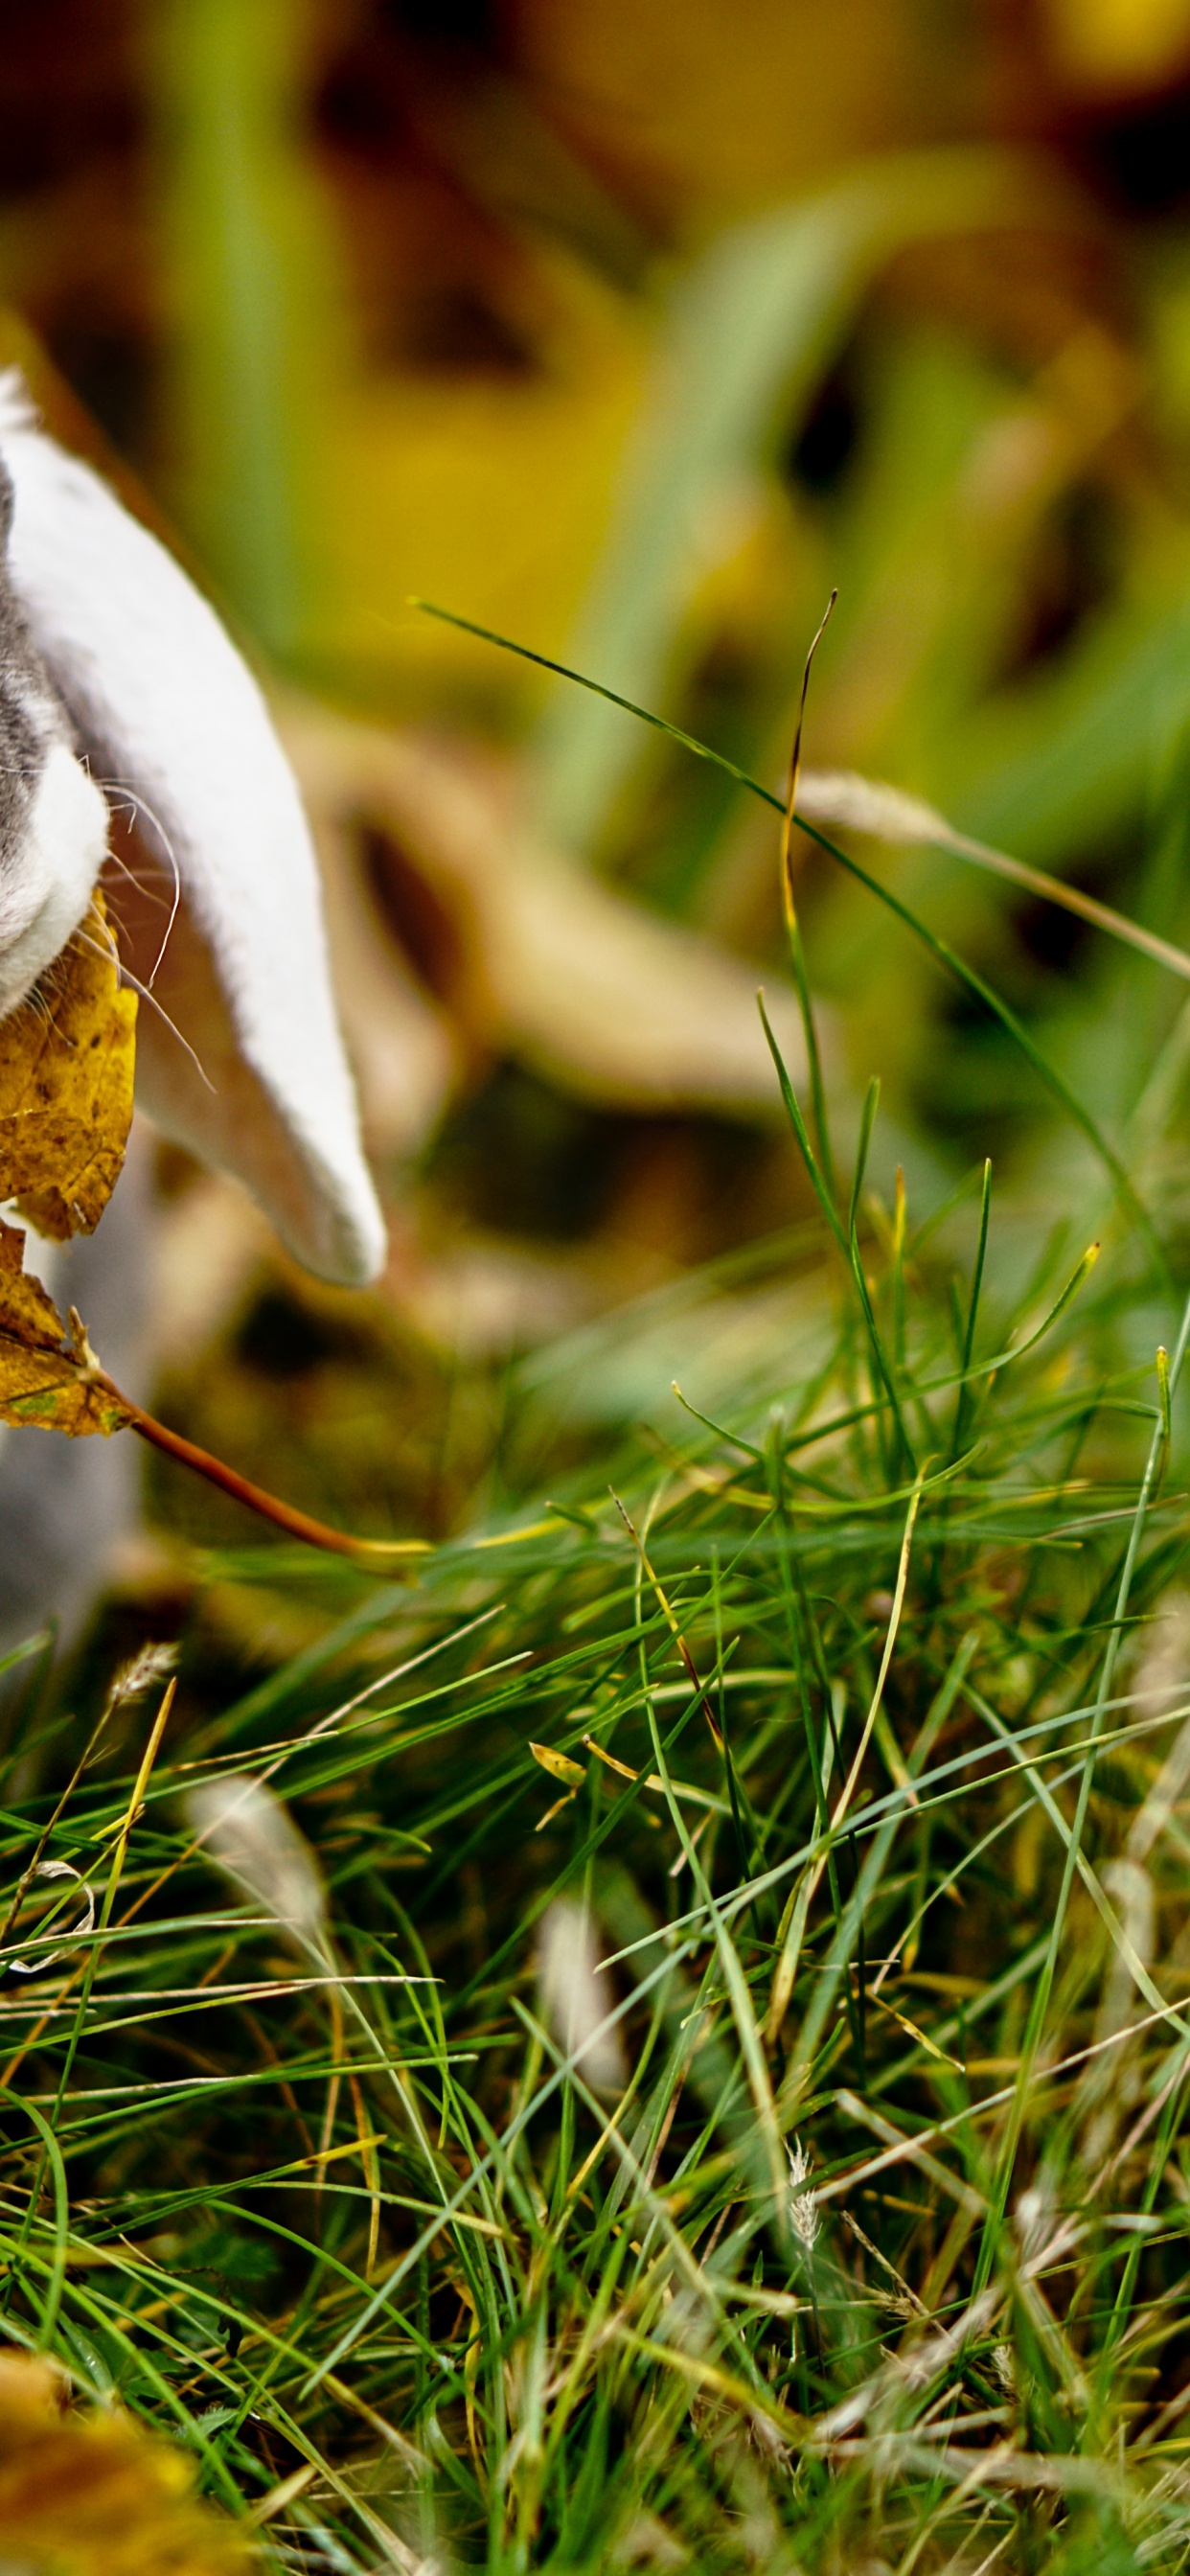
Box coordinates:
[98,0,1190,1229]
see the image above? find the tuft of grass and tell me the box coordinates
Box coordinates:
[0,1051,1187,2572]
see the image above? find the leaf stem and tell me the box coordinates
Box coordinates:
[96,1372,429,1563]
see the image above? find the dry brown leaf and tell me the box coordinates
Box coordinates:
[0,886,137,1239]
[0,1214,133,1438]
[0,2349,259,2574]
[283,708,813,1133]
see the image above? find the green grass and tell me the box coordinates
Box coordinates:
[59,47,1190,2563]
[1,1042,1190,2571]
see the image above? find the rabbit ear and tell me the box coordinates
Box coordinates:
[0,371,386,1287]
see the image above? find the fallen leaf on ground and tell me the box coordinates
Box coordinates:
[0,886,137,1237]
[0,2348,259,2573]
[283,709,815,1130]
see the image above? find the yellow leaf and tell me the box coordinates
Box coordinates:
[0,884,139,1441]
[529,1741,587,1786]
[0,887,137,1239]
[1042,0,1190,89]
[0,1215,134,1438]
[0,2350,258,2573]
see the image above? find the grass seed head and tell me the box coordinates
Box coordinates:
[787,2138,820,2248]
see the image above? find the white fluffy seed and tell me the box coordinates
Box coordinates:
[538,1898,626,2094]
[186,1774,326,1945]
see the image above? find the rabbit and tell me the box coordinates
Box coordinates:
[0,368,386,1647]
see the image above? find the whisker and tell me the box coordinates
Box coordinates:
[100,891,129,942]
[102,847,172,907]
[94,781,182,989]
[75,931,215,1093]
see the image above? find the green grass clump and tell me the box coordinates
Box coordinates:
[0,1055,1188,2573]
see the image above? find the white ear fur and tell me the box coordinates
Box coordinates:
[0,372,386,1287]
[0,743,109,1019]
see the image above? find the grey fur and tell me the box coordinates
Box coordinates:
[0,459,63,895]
